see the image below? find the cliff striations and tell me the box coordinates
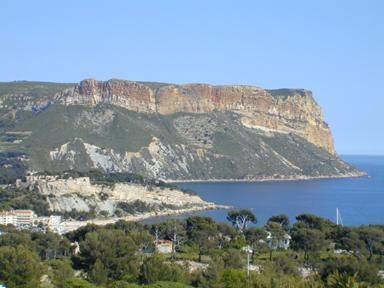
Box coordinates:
[0,79,362,181]
[58,79,334,154]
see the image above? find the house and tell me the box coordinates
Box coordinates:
[266,231,291,249]
[0,211,17,226]
[13,210,35,228]
[34,215,64,234]
[47,215,63,234]
[0,210,36,228]
[155,240,173,254]
[378,270,384,280]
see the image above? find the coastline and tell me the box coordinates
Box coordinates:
[61,203,230,233]
[56,171,366,233]
[166,171,367,184]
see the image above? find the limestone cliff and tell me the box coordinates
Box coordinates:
[0,80,361,181]
[23,175,216,215]
[58,79,334,154]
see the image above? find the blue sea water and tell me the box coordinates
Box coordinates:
[179,155,384,226]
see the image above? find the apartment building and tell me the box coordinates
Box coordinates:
[0,210,36,227]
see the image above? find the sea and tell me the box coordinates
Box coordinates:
[178,155,384,227]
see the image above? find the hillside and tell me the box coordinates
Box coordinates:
[0,79,362,182]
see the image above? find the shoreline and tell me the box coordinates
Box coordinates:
[56,172,366,233]
[61,203,230,233]
[165,172,367,184]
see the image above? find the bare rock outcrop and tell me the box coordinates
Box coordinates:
[25,175,216,215]
[1,79,361,181]
[58,79,334,154]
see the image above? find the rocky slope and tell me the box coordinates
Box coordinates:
[21,175,217,216]
[0,80,362,181]
[56,79,334,154]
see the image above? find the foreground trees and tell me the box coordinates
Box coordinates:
[0,213,383,287]
[358,226,384,260]
[140,254,186,284]
[0,245,42,288]
[265,221,286,260]
[267,214,290,231]
[291,226,328,264]
[76,228,141,283]
[227,209,257,233]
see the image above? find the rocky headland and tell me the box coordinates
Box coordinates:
[0,79,362,182]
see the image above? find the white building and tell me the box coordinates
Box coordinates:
[0,211,17,226]
[266,231,291,250]
[34,215,64,234]
[0,210,36,228]
[155,240,173,254]
[13,210,35,227]
[47,215,63,234]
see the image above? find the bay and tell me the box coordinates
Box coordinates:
[178,155,384,226]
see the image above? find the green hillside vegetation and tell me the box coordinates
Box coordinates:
[36,169,180,190]
[0,103,358,180]
[0,81,74,97]
[0,212,383,287]
[0,80,360,181]
[0,151,28,184]
[0,186,50,216]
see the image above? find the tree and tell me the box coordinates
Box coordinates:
[291,227,328,265]
[78,229,139,281]
[357,226,384,260]
[49,259,74,288]
[215,222,237,249]
[223,248,243,269]
[221,269,247,288]
[272,253,300,276]
[331,226,365,255]
[151,224,161,244]
[296,214,335,233]
[152,220,187,255]
[140,254,185,284]
[88,258,108,285]
[129,229,155,253]
[66,224,99,242]
[186,217,218,261]
[31,231,63,260]
[245,227,268,262]
[201,256,225,287]
[320,255,381,285]
[110,220,144,233]
[0,245,42,288]
[227,210,257,233]
[267,214,290,231]
[0,228,33,248]
[265,221,286,260]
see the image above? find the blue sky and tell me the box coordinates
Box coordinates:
[1,0,383,155]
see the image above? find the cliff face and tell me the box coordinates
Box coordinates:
[0,79,360,182]
[23,175,215,215]
[58,79,335,154]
